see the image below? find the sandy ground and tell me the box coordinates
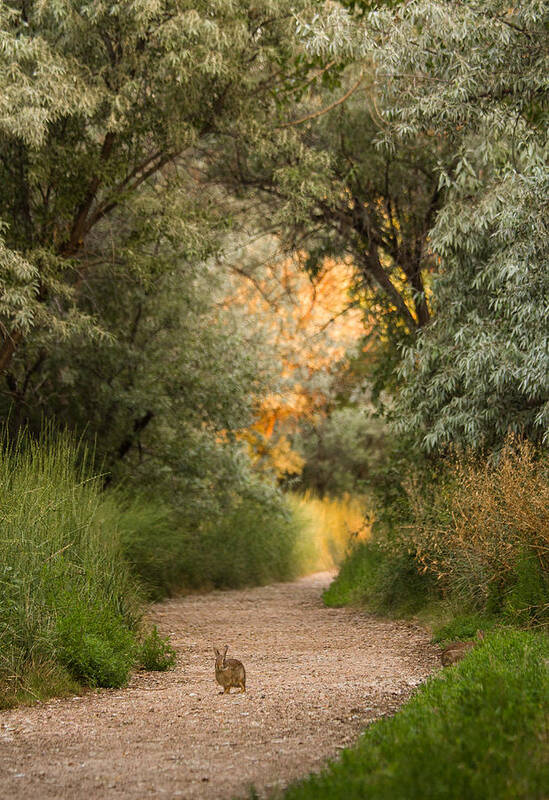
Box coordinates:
[1,572,440,799]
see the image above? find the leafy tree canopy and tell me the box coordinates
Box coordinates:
[300,0,548,451]
[0,0,311,366]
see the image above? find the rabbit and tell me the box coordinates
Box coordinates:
[214,645,246,693]
[440,630,484,666]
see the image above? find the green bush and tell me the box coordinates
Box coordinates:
[180,496,302,590]
[138,626,177,671]
[324,540,435,617]
[115,495,186,600]
[119,493,305,596]
[279,630,549,800]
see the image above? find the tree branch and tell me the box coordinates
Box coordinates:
[278,73,364,128]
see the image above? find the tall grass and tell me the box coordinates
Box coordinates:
[177,497,304,590]
[0,430,169,708]
[118,491,370,599]
[290,492,370,574]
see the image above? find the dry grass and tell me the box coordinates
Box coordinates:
[404,437,548,620]
[290,492,371,573]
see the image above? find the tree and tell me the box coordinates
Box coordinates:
[300,0,549,450]
[0,181,276,517]
[0,0,310,372]
[212,64,445,338]
[222,241,365,477]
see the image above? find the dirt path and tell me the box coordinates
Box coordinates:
[1,572,439,799]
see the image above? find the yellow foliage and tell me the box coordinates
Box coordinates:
[290,492,372,574]
[241,431,305,478]
[227,254,365,439]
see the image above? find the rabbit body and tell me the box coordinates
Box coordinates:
[440,630,484,666]
[214,646,246,693]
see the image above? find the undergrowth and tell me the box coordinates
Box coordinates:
[323,540,435,615]
[277,630,549,800]
[325,438,549,628]
[0,430,175,709]
[119,493,309,597]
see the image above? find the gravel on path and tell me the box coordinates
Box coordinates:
[1,572,439,799]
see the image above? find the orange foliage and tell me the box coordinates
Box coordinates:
[225,253,365,477]
[229,254,364,438]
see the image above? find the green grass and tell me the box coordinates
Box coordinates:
[184,497,302,589]
[431,613,501,644]
[323,540,435,617]
[119,492,307,597]
[0,430,170,708]
[277,630,549,800]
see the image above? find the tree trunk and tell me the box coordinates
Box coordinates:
[360,249,419,333]
[0,330,22,372]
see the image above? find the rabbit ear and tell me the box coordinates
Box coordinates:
[223,645,229,657]
[214,647,220,657]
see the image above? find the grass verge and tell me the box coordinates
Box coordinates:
[277,629,549,800]
[323,540,435,617]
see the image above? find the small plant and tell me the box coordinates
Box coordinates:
[138,626,177,671]
[56,599,138,688]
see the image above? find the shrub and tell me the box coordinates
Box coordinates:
[115,495,186,600]
[119,493,309,595]
[404,438,549,623]
[182,496,301,589]
[56,597,138,688]
[326,437,548,627]
[138,626,177,671]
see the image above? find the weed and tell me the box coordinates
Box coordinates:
[404,438,549,622]
[138,626,177,671]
